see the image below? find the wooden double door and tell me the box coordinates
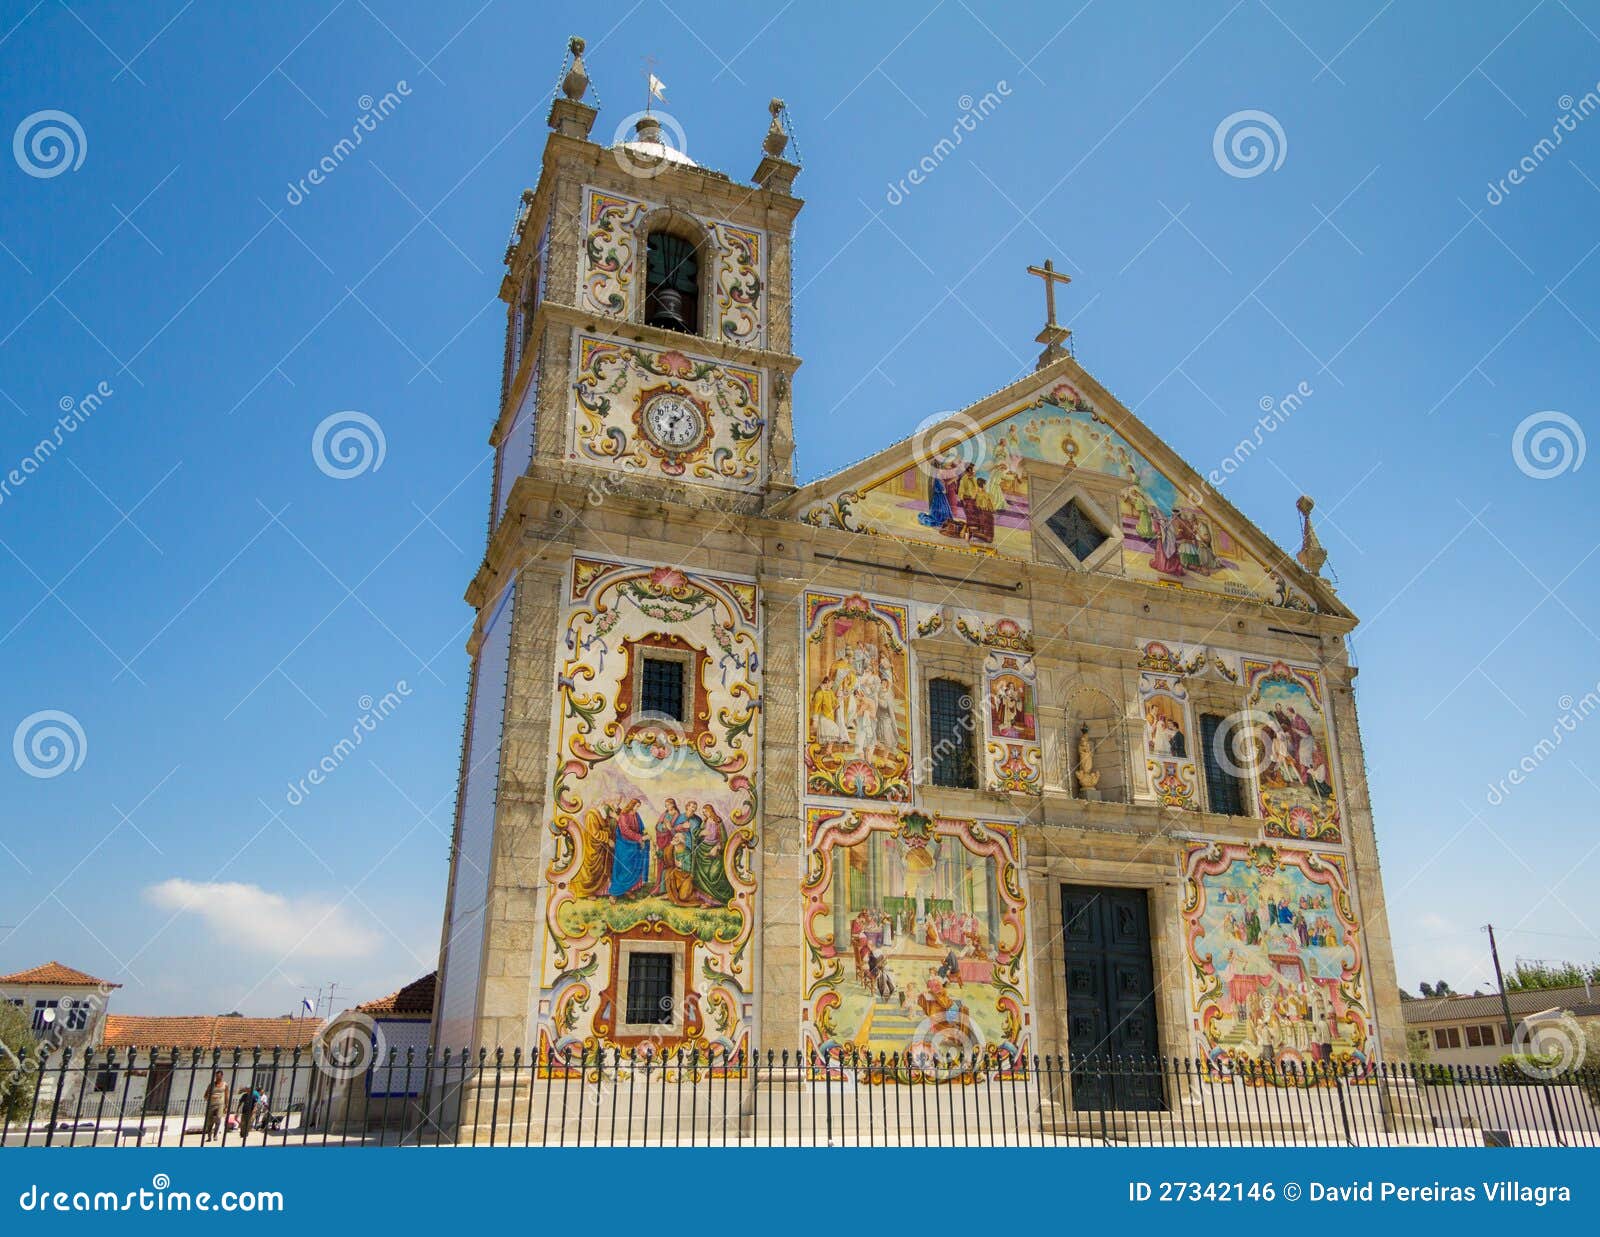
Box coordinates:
[1061,884,1165,1111]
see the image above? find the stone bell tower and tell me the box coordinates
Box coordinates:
[433,37,803,1051]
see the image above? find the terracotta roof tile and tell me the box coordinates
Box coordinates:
[102,1015,319,1051]
[0,960,120,988]
[357,971,436,1017]
[1401,985,1600,1024]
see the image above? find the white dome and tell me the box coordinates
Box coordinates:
[614,139,697,168]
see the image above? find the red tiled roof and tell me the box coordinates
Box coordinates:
[0,961,121,988]
[102,1015,319,1051]
[357,971,436,1018]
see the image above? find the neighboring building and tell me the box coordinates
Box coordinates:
[1,959,324,1121]
[0,961,119,1051]
[1403,985,1600,1069]
[312,973,438,1131]
[90,1015,320,1118]
[357,972,436,1096]
[429,36,1407,1098]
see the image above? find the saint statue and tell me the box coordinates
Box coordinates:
[1074,724,1101,794]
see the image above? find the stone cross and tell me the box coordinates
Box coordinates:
[1028,258,1074,369]
[1027,258,1072,327]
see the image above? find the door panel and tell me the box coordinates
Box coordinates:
[1061,884,1164,1112]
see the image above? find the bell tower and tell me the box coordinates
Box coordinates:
[485,39,803,520]
[433,38,802,1053]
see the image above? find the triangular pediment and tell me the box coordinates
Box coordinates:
[779,355,1345,617]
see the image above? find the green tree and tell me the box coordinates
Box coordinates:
[0,1003,40,1126]
[1506,959,1600,992]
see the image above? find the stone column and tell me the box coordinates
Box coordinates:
[476,554,567,1050]
[1327,665,1409,1065]
[756,569,805,1056]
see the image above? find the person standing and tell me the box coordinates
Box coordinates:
[201,1071,229,1143]
[605,797,649,897]
[238,1084,260,1140]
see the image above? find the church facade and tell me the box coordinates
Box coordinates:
[431,38,1407,1088]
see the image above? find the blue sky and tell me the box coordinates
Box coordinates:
[1,0,1596,1018]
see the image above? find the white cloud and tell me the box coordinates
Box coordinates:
[144,879,382,961]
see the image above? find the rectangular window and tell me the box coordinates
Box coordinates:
[31,999,58,1031]
[1432,1027,1461,1049]
[625,953,675,1026]
[64,1000,90,1031]
[1198,712,1246,816]
[1465,1024,1485,1047]
[1501,1024,1515,1044]
[928,678,977,789]
[94,1070,118,1094]
[640,656,687,722]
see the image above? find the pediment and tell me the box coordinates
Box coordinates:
[784,355,1343,617]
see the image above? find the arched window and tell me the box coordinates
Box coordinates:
[644,230,701,334]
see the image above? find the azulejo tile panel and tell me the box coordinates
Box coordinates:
[570,332,765,492]
[1182,841,1372,1073]
[801,806,1033,1079]
[537,556,761,1067]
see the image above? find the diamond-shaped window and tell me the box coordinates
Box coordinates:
[1046,499,1110,563]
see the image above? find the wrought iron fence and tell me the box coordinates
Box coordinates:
[3,1047,1598,1147]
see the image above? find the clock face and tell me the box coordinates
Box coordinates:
[642,393,706,452]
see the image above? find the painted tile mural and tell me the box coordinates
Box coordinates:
[569,332,765,492]
[1182,842,1372,1071]
[1138,662,1199,810]
[803,591,912,802]
[1244,659,1341,843]
[802,375,1315,610]
[802,807,1033,1076]
[983,650,1042,794]
[577,187,766,346]
[538,556,761,1065]
[708,221,764,347]
[579,189,645,318]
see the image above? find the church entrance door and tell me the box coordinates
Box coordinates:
[1061,884,1165,1111]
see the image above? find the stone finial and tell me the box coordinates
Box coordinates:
[562,36,589,101]
[1296,494,1328,575]
[763,98,789,158]
[753,99,799,194]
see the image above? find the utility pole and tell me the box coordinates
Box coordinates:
[1483,923,1517,1044]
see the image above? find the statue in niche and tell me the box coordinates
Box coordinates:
[1074,723,1102,799]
